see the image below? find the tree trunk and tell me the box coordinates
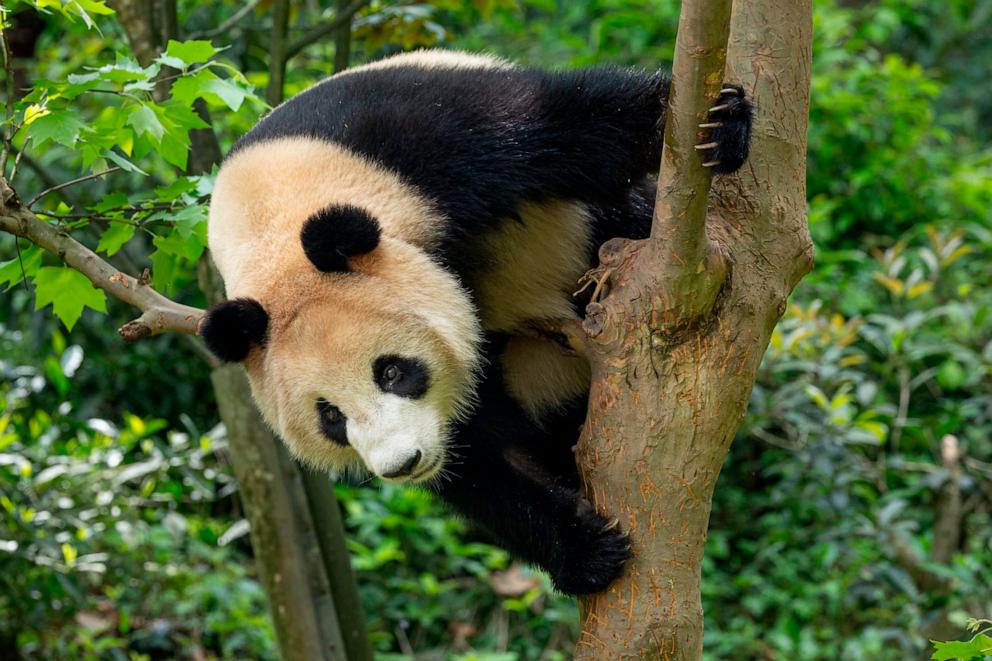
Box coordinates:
[574,0,814,658]
[211,366,349,660]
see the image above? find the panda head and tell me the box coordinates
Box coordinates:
[201,200,480,484]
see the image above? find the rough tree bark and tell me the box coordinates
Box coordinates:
[573,0,814,658]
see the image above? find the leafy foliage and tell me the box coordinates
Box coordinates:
[0,329,274,658]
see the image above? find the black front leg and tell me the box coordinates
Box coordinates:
[432,378,630,596]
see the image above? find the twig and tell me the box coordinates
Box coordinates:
[0,17,16,176]
[12,147,78,206]
[1,176,205,342]
[188,0,262,40]
[26,166,121,208]
[284,0,370,61]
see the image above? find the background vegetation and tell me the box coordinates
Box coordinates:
[1,0,990,659]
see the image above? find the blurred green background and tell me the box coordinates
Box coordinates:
[1,0,991,659]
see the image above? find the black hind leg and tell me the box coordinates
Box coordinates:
[433,360,630,596]
[696,84,753,174]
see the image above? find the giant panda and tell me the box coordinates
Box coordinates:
[200,50,753,596]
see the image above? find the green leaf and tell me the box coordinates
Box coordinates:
[170,205,208,239]
[170,69,216,105]
[33,266,108,330]
[159,102,210,132]
[75,0,115,16]
[165,40,219,66]
[153,177,199,202]
[170,69,248,111]
[155,54,186,70]
[104,150,148,175]
[96,222,137,256]
[931,635,992,660]
[126,104,165,142]
[93,191,130,213]
[201,76,248,111]
[157,128,190,170]
[149,249,178,292]
[0,244,43,290]
[153,228,204,261]
[27,110,88,148]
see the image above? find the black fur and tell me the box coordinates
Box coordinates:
[698,84,753,174]
[316,398,349,446]
[300,204,381,273]
[200,298,269,362]
[373,355,430,399]
[233,65,672,272]
[435,340,630,596]
[234,62,751,276]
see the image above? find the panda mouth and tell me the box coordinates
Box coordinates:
[408,455,442,482]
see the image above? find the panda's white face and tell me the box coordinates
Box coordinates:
[245,296,472,484]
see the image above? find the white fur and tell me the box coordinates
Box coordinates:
[348,395,445,482]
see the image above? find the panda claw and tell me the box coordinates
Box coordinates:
[702,160,721,168]
[603,517,621,531]
[699,122,723,129]
[709,103,731,113]
[719,87,739,96]
[695,142,718,151]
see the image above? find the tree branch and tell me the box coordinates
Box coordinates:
[25,166,120,208]
[0,176,205,343]
[651,0,733,284]
[187,0,262,40]
[284,0,370,62]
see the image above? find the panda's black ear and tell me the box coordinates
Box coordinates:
[300,204,381,273]
[200,298,269,362]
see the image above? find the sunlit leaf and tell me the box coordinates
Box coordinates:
[27,109,88,148]
[165,39,219,66]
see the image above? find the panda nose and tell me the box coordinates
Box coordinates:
[380,450,422,479]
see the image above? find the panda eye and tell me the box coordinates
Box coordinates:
[315,398,348,446]
[373,355,429,399]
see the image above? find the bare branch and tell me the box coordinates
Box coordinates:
[0,16,16,175]
[650,0,733,281]
[26,166,120,208]
[284,0,370,62]
[0,176,205,342]
[187,0,262,40]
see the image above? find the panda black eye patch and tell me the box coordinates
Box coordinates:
[315,398,349,446]
[373,355,430,399]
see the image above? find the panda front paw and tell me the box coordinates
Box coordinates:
[696,83,753,174]
[549,509,631,596]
